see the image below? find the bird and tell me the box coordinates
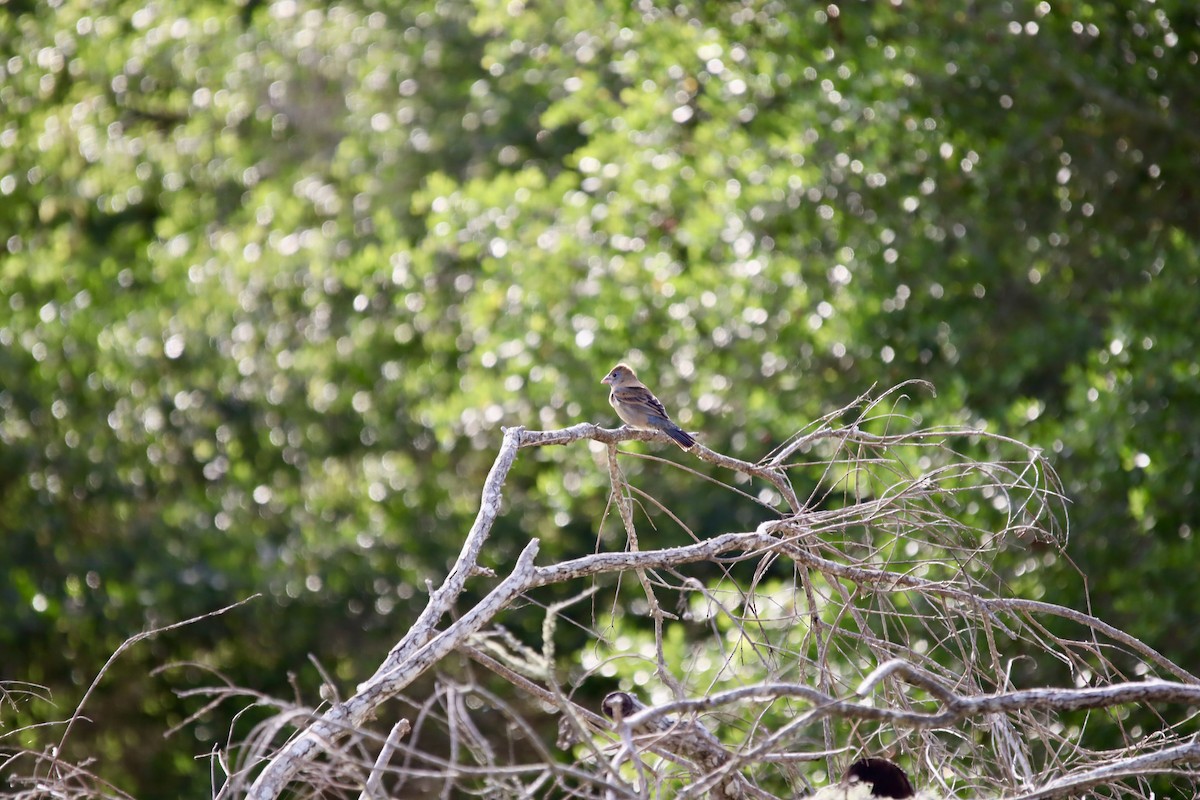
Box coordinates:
[844,757,914,798]
[601,692,672,730]
[601,363,695,450]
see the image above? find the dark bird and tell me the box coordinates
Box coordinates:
[601,363,695,450]
[601,691,640,720]
[844,757,914,798]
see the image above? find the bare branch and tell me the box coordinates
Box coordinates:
[614,673,1200,731]
[356,720,410,800]
[158,387,1193,798]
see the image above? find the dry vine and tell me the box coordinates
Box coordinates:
[9,385,1199,798]
[225,384,1200,798]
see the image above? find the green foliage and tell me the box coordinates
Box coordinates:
[1,0,1196,794]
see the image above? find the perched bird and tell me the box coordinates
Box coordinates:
[601,692,672,729]
[844,757,914,798]
[601,363,695,450]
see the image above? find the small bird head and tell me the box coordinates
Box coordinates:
[600,691,643,720]
[601,363,637,386]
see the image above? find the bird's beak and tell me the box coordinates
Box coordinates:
[601,374,612,385]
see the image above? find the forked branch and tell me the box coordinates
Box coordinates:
[239,398,1194,799]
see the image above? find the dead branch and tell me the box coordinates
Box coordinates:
[158,390,1198,798]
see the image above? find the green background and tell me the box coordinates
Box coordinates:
[1,0,1197,795]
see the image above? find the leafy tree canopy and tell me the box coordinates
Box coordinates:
[1,0,1196,793]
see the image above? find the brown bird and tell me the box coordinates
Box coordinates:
[601,363,695,450]
[844,757,914,798]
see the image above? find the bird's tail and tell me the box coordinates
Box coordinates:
[666,425,696,450]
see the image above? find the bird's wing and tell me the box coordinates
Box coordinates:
[612,385,671,421]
